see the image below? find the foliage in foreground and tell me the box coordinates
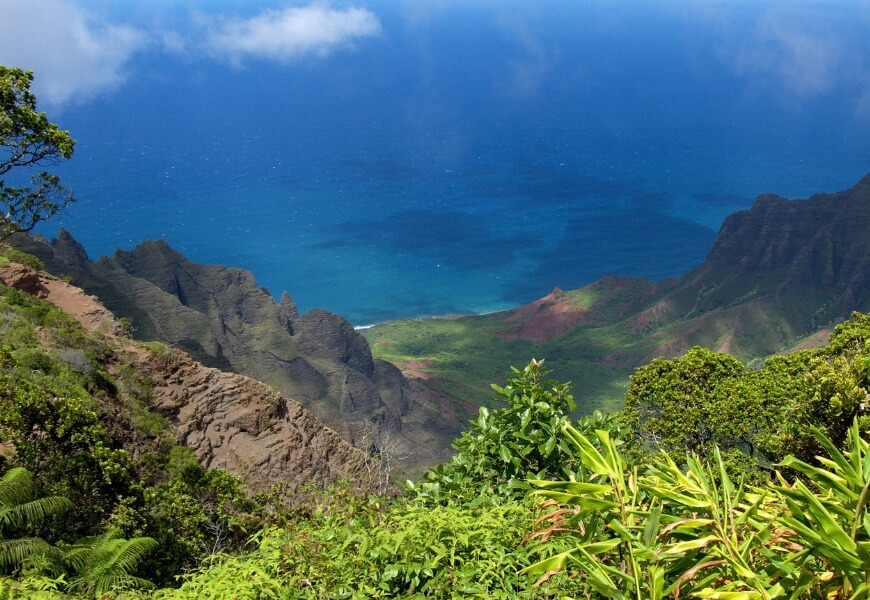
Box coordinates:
[0,66,76,239]
[0,466,70,573]
[0,466,156,599]
[2,274,870,598]
[0,278,285,587]
[623,312,870,479]
[159,491,574,599]
[525,420,870,599]
[409,359,589,502]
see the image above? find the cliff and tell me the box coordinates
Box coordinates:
[0,260,381,495]
[13,233,461,476]
[16,175,868,460]
[608,173,870,362]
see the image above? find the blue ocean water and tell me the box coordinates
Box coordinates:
[35,2,870,325]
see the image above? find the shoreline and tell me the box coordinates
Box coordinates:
[353,308,507,331]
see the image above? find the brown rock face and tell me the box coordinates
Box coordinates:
[0,262,120,333]
[0,262,48,298]
[14,232,461,477]
[0,258,384,496]
[139,348,380,494]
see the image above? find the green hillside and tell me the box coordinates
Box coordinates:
[365,175,870,419]
[363,306,635,415]
[3,281,868,597]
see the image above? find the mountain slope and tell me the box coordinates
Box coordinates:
[16,175,870,467]
[0,259,380,496]
[607,173,870,363]
[364,175,870,408]
[13,233,461,475]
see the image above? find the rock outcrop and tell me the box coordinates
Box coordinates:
[139,347,379,494]
[14,232,461,476]
[614,173,870,361]
[495,174,870,365]
[0,261,121,334]
[0,260,382,495]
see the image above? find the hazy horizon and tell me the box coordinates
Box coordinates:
[3,0,869,323]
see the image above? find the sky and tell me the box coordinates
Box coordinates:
[0,0,867,114]
[2,1,870,323]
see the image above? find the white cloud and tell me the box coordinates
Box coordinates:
[674,2,870,118]
[160,31,188,55]
[496,14,555,98]
[727,15,843,96]
[207,5,382,66]
[0,0,147,107]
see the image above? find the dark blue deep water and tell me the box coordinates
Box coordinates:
[32,1,870,324]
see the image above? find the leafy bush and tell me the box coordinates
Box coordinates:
[525,419,870,598]
[0,247,44,271]
[0,467,70,575]
[410,359,584,502]
[161,484,578,599]
[64,529,157,595]
[623,311,870,478]
[0,375,135,538]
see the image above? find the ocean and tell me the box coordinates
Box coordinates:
[33,1,870,325]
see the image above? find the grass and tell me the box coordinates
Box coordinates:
[362,274,821,418]
[0,244,45,271]
[363,311,638,415]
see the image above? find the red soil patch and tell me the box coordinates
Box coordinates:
[0,262,120,334]
[394,358,435,379]
[781,327,833,353]
[498,276,671,343]
[500,287,596,343]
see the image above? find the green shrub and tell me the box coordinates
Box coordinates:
[410,359,586,503]
[525,420,870,598]
[0,247,44,272]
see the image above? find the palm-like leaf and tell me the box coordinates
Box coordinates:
[0,467,72,533]
[65,529,157,594]
[525,428,782,598]
[0,537,63,571]
[0,466,70,573]
[771,420,870,597]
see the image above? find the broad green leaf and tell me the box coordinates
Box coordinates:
[532,491,619,510]
[520,549,573,575]
[643,505,662,548]
[648,565,665,600]
[543,435,557,456]
[528,480,612,496]
[693,590,763,599]
[666,535,721,554]
[565,426,612,476]
[583,538,623,555]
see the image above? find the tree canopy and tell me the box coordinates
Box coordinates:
[0,66,75,239]
[622,312,870,477]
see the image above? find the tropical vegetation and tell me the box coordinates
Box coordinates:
[0,66,76,239]
[4,61,870,598]
[1,239,870,596]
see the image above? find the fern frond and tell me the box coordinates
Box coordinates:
[64,529,157,594]
[0,537,63,570]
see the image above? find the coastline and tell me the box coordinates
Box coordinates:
[353,309,505,331]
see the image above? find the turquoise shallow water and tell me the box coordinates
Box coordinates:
[33,2,870,325]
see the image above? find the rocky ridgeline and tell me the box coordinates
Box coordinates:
[14,233,461,475]
[15,175,868,474]
[139,346,381,493]
[0,262,381,494]
[617,173,870,361]
[496,174,870,365]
